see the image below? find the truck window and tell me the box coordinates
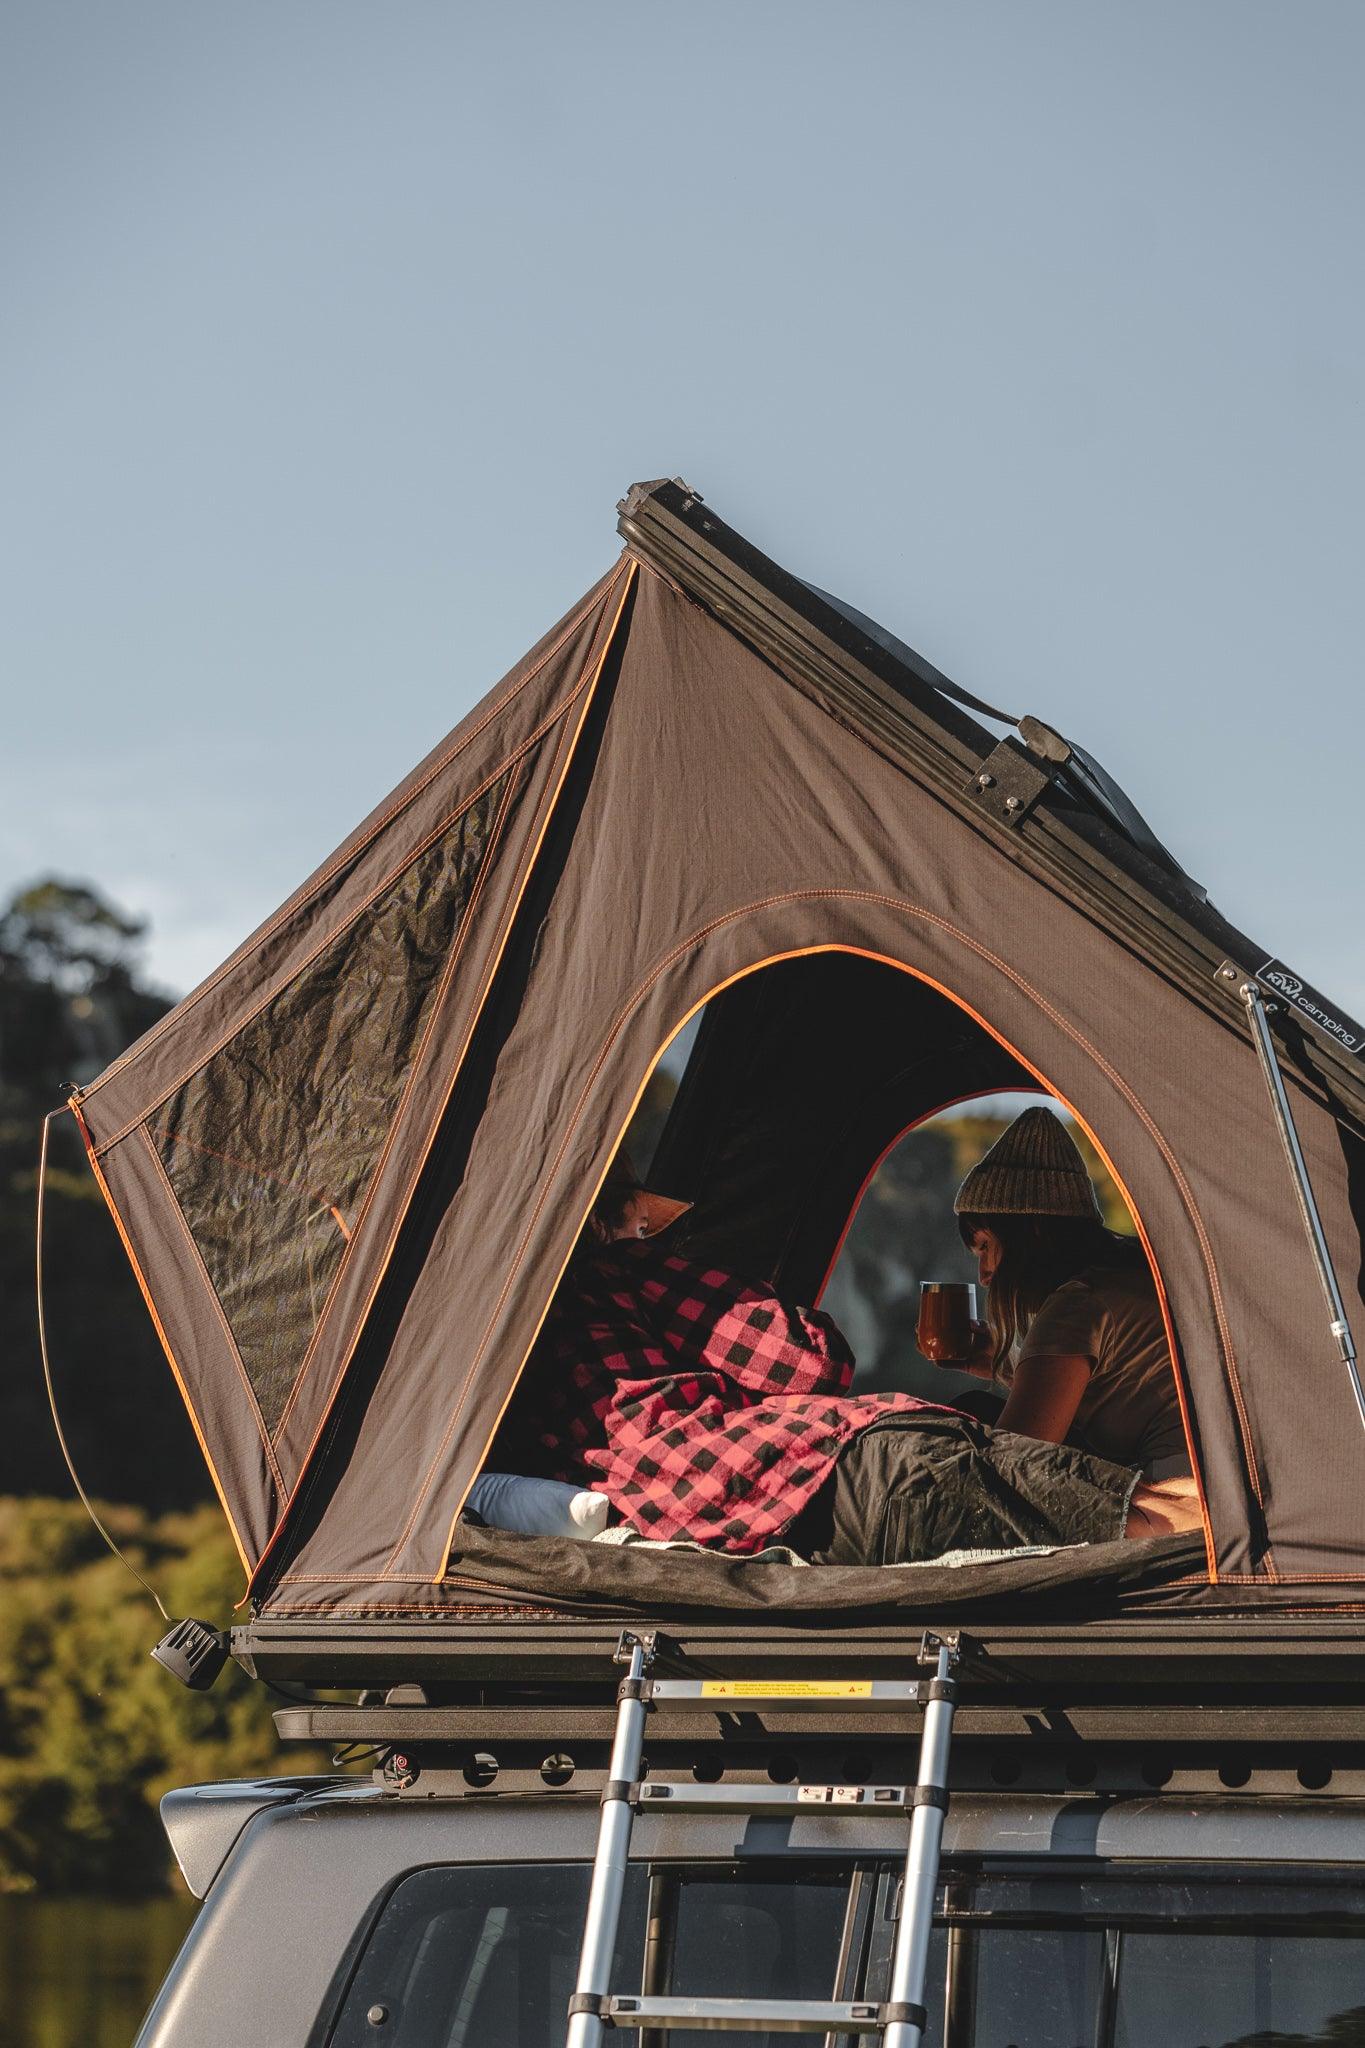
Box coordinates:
[948,1870,1365,2048]
[1114,1931,1365,2047]
[325,1861,859,2048]
[325,1859,1365,2048]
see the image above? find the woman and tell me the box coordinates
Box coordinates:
[945,1106,1193,1484]
[494,1146,1201,1562]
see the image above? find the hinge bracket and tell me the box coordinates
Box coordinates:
[966,739,1053,828]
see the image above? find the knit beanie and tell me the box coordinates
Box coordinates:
[953,1107,1102,1220]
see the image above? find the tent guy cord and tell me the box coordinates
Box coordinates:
[36,1107,171,1623]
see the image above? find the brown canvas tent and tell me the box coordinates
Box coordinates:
[70,482,1365,1625]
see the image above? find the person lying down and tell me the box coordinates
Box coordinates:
[488,1156,1202,1566]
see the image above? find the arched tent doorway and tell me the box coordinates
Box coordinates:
[497,948,1192,1514]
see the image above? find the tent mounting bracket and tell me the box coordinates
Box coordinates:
[966,739,1053,828]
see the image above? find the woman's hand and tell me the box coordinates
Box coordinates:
[919,1318,995,1375]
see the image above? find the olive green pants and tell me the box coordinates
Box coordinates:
[796,1413,1140,1565]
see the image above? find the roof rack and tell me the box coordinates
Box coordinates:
[263,1622,1365,1837]
[246,1611,1365,1750]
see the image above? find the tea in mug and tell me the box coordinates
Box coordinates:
[916,1281,981,1363]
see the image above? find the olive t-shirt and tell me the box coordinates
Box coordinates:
[1016,1260,1190,1479]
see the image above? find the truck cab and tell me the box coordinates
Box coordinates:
[137,1612,1365,2046]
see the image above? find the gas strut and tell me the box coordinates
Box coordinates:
[1239,977,1365,1436]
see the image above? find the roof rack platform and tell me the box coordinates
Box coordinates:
[239,1610,1365,1748]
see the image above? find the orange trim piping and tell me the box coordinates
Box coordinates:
[81,561,631,1109]
[69,1099,255,1580]
[268,762,523,1450]
[246,561,639,1599]
[145,1125,352,1241]
[137,1126,285,1495]
[433,935,1217,1583]
[810,1087,1045,1307]
[91,672,606,1160]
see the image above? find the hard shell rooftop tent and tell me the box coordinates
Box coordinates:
[70,481,1365,1645]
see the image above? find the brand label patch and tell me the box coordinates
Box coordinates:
[1257,959,1365,1056]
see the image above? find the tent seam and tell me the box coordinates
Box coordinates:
[808,1087,1047,1307]
[90,696,584,1157]
[137,1125,287,1494]
[413,897,1241,1582]
[68,1103,258,1579]
[79,560,631,1107]
[143,1125,353,1242]
[248,563,639,1597]
[269,762,525,1447]
[260,1601,568,1613]
[264,688,584,1526]
[1218,1572,1365,1583]
[259,1577,1365,1609]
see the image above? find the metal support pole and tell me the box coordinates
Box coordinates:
[566,1635,652,2048]
[1240,980,1365,1435]
[884,1638,958,2048]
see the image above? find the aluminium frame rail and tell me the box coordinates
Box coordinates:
[617,479,1365,1132]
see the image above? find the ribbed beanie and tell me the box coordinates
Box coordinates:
[953,1107,1102,1220]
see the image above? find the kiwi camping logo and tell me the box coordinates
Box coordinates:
[1258,959,1365,1056]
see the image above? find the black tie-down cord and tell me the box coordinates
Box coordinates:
[37,1109,345,1711]
[38,1107,333,1701]
[36,1107,173,1622]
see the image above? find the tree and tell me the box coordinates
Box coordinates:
[0,878,211,1510]
[0,1499,320,1891]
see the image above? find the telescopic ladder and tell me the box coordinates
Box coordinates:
[566,1628,971,2044]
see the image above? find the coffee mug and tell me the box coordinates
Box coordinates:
[916,1281,981,1363]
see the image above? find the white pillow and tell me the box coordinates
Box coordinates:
[467,1471,610,1540]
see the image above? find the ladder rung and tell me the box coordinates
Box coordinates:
[602,1994,888,2032]
[648,1678,921,1709]
[635,1781,909,1814]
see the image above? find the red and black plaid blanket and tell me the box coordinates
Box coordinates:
[519,1240,943,1552]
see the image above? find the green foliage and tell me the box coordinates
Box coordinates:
[0,1499,305,1894]
[0,878,166,1099]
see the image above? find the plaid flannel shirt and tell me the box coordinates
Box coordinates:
[523,1240,944,1552]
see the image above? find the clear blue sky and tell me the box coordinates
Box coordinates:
[5,3,1362,1018]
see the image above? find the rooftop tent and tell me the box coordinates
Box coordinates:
[70,481,1365,1619]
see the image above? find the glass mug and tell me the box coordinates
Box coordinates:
[916,1281,981,1364]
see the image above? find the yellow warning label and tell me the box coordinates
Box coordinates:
[700,1680,874,1699]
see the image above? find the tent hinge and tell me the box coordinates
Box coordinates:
[966,739,1053,828]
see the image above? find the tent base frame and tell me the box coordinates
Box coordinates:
[235,1610,1365,1701]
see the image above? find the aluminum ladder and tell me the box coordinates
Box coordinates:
[566,1628,969,2043]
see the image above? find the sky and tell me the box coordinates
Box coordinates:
[4,3,1363,1021]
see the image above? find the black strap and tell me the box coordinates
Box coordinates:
[617,1676,652,1703]
[567,1992,607,2017]
[882,2000,928,2029]
[927,1677,958,1703]
[912,1783,950,1812]
[601,1778,638,1807]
